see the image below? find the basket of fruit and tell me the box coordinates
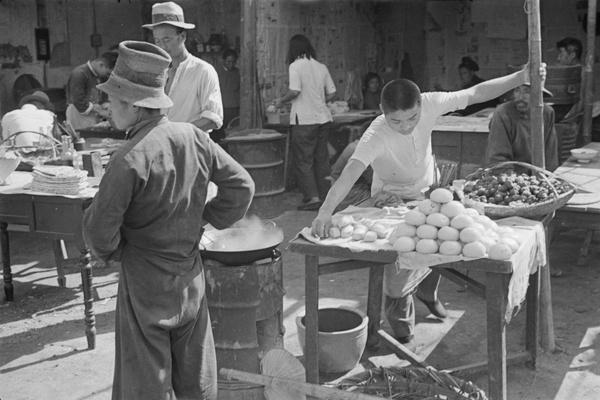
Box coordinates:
[460,161,575,219]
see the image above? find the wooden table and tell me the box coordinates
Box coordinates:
[288,218,551,400]
[0,172,97,350]
[552,142,600,264]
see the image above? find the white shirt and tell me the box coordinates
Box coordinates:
[163,54,223,130]
[1,104,55,149]
[288,57,336,125]
[351,91,469,200]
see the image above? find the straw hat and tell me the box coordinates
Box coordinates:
[522,83,554,98]
[142,2,195,30]
[19,90,54,111]
[96,41,173,109]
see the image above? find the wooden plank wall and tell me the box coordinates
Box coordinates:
[423,0,598,96]
[256,0,378,111]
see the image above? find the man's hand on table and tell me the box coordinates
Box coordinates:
[311,209,335,239]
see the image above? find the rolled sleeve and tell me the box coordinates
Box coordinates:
[203,142,255,229]
[198,69,224,129]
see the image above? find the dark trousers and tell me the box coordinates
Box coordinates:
[291,123,331,200]
[384,272,441,339]
[112,257,217,400]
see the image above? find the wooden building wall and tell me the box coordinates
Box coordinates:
[256,0,377,110]
[1,0,598,117]
[423,0,598,95]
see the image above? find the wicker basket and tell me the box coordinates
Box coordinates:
[461,161,575,219]
[1,131,61,167]
[336,366,488,399]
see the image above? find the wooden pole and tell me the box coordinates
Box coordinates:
[527,0,556,353]
[527,0,545,169]
[239,0,261,130]
[582,0,597,145]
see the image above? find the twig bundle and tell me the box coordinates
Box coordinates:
[336,366,488,400]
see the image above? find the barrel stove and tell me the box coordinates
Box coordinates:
[204,250,285,400]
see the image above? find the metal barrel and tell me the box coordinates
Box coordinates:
[223,129,287,219]
[544,65,582,105]
[204,251,285,400]
[556,121,580,164]
[205,264,261,374]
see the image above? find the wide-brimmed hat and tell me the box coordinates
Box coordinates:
[96,41,173,109]
[19,90,54,111]
[142,2,195,30]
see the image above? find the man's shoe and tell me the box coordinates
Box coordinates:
[416,297,447,319]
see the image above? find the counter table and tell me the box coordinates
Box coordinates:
[289,212,554,400]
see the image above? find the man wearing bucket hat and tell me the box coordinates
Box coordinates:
[1,90,56,151]
[83,40,254,400]
[142,1,223,134]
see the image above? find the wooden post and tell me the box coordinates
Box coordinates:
[527,0,545,169]
[583,0,597,145]
[528,0,556,353]
[239,0,261,130]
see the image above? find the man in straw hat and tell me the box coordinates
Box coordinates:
[143,1,223,134]
[1,90,56,151]
[83,41,254,400]
[484,81,558,172]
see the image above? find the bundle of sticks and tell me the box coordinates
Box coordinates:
[432,155,458,188]
[57,120,81,141]
[439,162,458,187]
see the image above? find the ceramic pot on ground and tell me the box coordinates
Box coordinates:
[296,306,369,373]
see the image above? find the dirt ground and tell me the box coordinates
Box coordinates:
[1,191,599,400]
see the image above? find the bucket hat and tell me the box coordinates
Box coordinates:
[19,90,54,111]
[97,41,173,109]
[142,2,195,30]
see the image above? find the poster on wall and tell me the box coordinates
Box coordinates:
[472,0,526,40]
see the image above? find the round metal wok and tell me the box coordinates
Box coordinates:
[199,223,284,266]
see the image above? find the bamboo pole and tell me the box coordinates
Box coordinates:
[239,0,261,130]
[527,0,556,352]
[582,0,597,145]
[527,0,544,169]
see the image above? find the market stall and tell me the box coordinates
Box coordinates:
[289,201,553,400]
[0,171,97,349]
